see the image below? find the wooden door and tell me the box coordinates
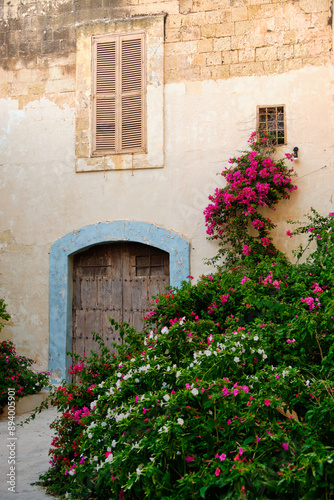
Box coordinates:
[72,242,169,358]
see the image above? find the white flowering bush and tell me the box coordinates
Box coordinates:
[36,211,334,499]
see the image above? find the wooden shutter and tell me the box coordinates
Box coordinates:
[93,40,116,153]
[92,33,146,155]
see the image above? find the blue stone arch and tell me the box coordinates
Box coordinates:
[49,221,190,382]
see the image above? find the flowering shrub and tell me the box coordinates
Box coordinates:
[0,299,50,413]
[35,213,334,499]
[204,132,297,265]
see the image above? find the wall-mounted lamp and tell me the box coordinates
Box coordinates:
[293,147,299,159]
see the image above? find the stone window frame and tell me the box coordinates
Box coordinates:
[75,15,165,172]
[256,105,287,145]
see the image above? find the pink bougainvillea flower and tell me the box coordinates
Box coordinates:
[264,399,271,406]
[239,447,244,456]
[256,436,260,443]
[222,386,229,396]
[220,294,229,305]
[282,443,289,451]
[286,230,293,238]
[215,468,221,477]
[186,456,195,462]
[311,282,323,294]
[243,244,251,256]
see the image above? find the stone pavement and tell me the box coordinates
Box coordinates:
[0,406,59,500]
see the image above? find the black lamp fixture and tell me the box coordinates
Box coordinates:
[293,147,299,159]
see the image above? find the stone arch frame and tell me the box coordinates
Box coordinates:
[49,221,190,382]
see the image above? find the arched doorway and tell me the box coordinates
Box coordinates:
[72,242,169,357]
[49,221,190,382]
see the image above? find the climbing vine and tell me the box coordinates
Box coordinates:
[204,132,297,265]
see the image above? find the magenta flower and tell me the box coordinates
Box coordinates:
[264,399,271,406]
[282,443,289,451]
[215,468,221,476]
[186,456,195,462]
[243,244,251,256]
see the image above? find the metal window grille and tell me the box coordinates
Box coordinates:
[257,105,286,145]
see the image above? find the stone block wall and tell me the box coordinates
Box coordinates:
[0,0,332,106]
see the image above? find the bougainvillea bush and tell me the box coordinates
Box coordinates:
[204,132,297,265]
[0,299,50,413]
[37,209,334,499]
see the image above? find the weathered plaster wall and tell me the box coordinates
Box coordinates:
[0,0,333,371]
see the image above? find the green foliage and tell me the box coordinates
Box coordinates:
[36,212,334,499]
[0,299,50,413]
[0,297,10,332]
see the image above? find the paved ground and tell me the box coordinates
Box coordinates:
[0,407,59,500]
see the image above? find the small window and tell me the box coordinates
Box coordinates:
[257,105,286,145]
[92,32,146,155]
[136,254,166,276]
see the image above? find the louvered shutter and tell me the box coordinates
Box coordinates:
[121,36,144,152]
[92,33,146,155]
[93,39,116,153]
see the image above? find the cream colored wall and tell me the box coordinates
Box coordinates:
[0,0,333,369]
[1,62,334,370]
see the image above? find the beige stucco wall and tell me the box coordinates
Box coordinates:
[2,62,334,369]
[0,0,334,370]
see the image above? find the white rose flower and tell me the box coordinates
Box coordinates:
[191,388,199,396]
[163,394,170,402]
[234,356,240,363]
[177,418,184,425]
